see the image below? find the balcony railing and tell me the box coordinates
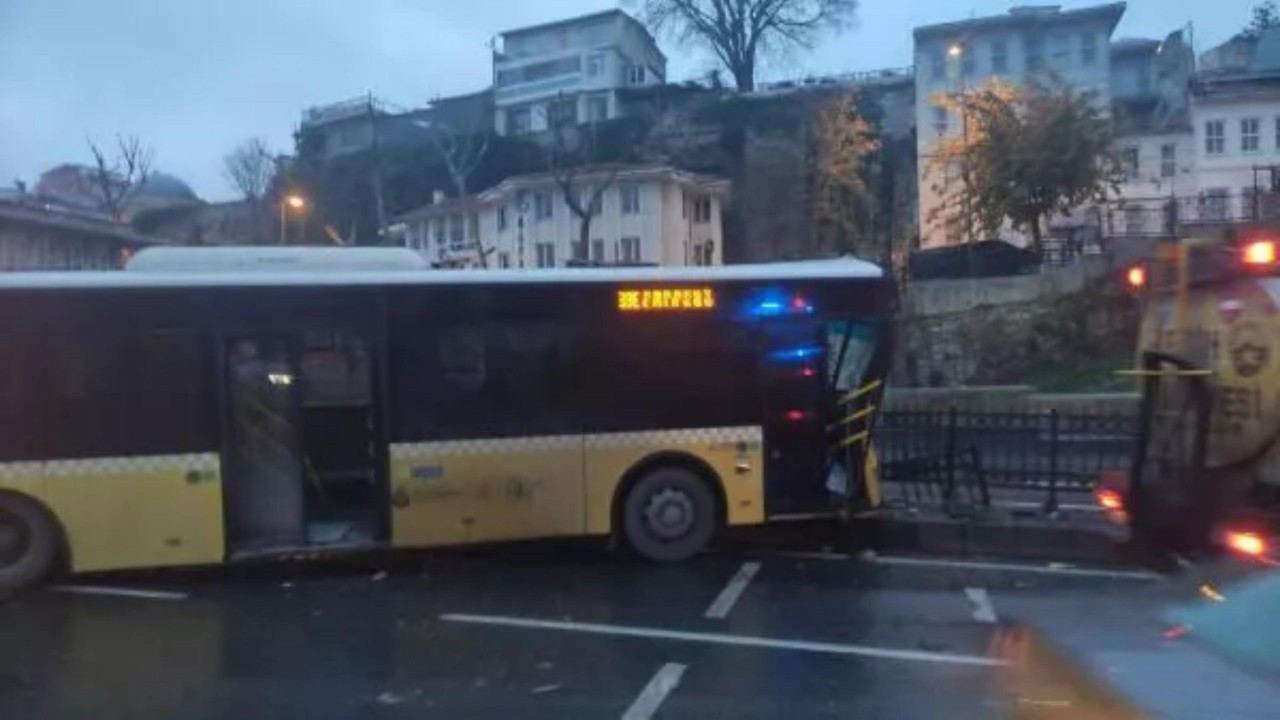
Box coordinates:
[1100,189,1280,239]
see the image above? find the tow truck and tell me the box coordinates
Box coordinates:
[1101,225,1280,566]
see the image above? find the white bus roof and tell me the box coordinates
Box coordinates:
[0,250,885,290]
[126,246,431,273]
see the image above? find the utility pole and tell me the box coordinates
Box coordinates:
[368,91,388,243]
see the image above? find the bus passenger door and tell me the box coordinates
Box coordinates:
[758,319,829,515]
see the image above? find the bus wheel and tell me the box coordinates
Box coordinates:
[0,494,57,592]
[622,467,716,562]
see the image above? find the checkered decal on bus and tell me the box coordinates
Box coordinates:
[391,426,763,458]
[0,453,219,478]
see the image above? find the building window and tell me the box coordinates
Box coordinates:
[535,192,554,220]
[449,215,465,247]
[620,185,641,214]
[1120,147,1139,181]
[693,197,712,223]
[1050,34,1070,65]
[1081,32,1098,65]
[507,107,532,135]
[960,50,975,77]
[587,93,609,122]
[1161,144,1177,178]
[1124,206,1145,235]
[572,239,588,262]
[591,239,604,262]
[498,252,510,269]
[929,48,945,79]
[1026,36,1044,72]
[619,237,641,263]
[1205,120,1225,155]
[626,64,646,85]
[1242,118,1261,153]
[433,218,446,245]
[468,213,479,243]
[547,96,577,127]
[586,53,604,77]
[535,242,555,268]
[932,105,948,136]
[991,38,1008,74]
[497,205,508,231]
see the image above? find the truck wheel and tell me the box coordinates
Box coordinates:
[0,494,58,592]
[622,467,716,562]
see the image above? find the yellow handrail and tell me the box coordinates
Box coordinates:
[839,379,883,406]
[827,404,876,431]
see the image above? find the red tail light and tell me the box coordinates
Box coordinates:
[1243,240,1277,267]
[785,410,810,422]
[1126,264,1147,289]
[1095,488,1124,511]
[1225,530,1268,557]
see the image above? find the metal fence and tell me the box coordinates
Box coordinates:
[875,407,1138,514]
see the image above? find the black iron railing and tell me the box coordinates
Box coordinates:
[875,407,1138,514]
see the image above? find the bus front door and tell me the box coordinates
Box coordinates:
[223,331,381,556]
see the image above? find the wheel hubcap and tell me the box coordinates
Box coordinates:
[0,510,30,569]
[644,488,695,541]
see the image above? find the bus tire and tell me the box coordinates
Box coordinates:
[622,467,716,563]
[0,493,58,593]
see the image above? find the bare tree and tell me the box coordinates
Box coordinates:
[417,109,492,198]
[544,109,625,264]
[641,0,857,91]
[86,134,153,221]
[223,137,276,202]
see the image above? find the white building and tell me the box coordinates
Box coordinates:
[394,165,727,270]
[1187,29,1280,223]
[912,3,1126,247]
[493,10,667,136]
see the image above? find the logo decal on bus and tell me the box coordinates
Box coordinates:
[618,287,715,312]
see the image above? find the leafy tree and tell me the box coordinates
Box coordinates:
[810,92,880,258]
[927,79,1119,253]
[1245,1,1280,37]
[640,0,857,91]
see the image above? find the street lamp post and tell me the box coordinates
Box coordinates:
[280,194,306,244]
[949,42,977,278]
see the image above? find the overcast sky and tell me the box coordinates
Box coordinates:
[0,0,1261,201]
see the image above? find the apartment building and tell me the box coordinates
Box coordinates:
[913,3,1126,247]
[394,165,726,269]
[493,10,666,135]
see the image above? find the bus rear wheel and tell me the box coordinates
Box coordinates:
[0,494,57,593]
[622,467,716,562]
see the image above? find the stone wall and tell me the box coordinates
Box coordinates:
[893,259,1140,387]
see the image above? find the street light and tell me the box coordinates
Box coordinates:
[948,43,964,58]
[280,194,307,244]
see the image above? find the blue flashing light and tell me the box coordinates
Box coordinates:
[744,288,817,319]
[768,345,823,362]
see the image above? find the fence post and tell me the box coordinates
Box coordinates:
[944,406,958,505]
[1044,409,1060,516]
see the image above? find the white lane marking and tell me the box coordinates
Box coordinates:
[964,587,997,623]
[868,555,1163,581]
[620,663,687,720]
[440,613,1004,667]
[703,561,760,619]
[51,585,188,601]
[750,550,852,561]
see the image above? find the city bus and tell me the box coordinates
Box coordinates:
[0,248,895,590]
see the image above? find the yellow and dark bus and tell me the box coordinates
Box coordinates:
[0,248,894,590]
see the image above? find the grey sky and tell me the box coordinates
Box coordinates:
[0,0,1261,201]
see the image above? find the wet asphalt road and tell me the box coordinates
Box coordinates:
[1,531,1277,719]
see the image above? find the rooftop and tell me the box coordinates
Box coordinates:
[0,255,885,290]
[914,2,1126,41]
[499,8,638,39]
[485,164,729,195]
[1110,37,1161,55]
[0,199,162,246]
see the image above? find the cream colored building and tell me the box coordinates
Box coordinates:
[394,165,728,269]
